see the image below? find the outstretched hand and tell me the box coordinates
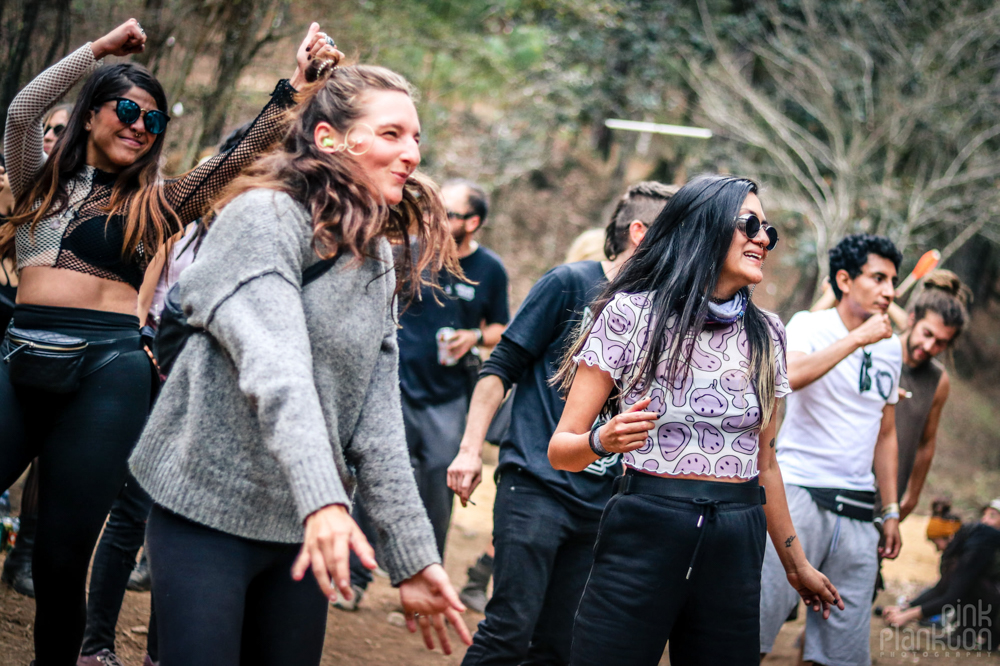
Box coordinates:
[290,22,344,90]
[92,19,146,60]
[399,564,473,654]
[786,564,844,620]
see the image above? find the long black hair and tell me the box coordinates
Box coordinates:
[1,63,177,261]
[558,174,782,426]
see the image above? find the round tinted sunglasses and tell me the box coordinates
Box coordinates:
[106,97,170,135]
[737,213,779,251]
[44,123,66,137]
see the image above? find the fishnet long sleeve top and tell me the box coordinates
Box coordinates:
[5,43,296,290]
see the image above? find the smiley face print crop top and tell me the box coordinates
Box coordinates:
[574,291,792,480]
[5,44,296,291]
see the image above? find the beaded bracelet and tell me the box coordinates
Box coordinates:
[589,421,612,457]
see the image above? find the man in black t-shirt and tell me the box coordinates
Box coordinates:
[448,182,676,666]
[398,179,509,557]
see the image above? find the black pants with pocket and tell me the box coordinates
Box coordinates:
[0,304,151,666]
[147,505,328,666]
[569,476,767,666]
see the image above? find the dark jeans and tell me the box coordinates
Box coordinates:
[81,474,155,657]
[402,394,467,558]
[461,468,600,666]
[147,505,328,666]
[0,305,150,666]
[570,488,766,666]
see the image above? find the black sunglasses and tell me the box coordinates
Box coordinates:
[737,213,779,251]
[107,97,170,135]
[43,123,66,137]
[447,211,477,220]
[859,349,873,393]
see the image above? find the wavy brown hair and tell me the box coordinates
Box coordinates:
[0,63,178,262]
[208,62,459,298]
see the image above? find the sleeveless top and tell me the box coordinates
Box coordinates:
[575,291,791,479]
[4,44,295,290]
[896,358,944,495]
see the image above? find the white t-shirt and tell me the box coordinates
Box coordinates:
[575,291,791,480]
[776,308,902,491]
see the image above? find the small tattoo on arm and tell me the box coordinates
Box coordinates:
[785,535,796,548]
[769,438,775,449]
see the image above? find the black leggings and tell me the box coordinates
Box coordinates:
[0,304,150,666]
[147,505,328,666]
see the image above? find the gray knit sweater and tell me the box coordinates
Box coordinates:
[129,189,440,584]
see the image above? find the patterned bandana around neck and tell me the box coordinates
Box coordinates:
[706,290,747,325]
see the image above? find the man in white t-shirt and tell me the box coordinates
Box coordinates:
[760,234,904,666]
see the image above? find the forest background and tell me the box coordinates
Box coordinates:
[1,0,998,515]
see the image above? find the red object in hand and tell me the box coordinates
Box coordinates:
[912,250,940,279]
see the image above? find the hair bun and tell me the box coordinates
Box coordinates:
[921,269,972,306]
[305,54,341,83]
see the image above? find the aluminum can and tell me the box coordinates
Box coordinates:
[436,327,459,366]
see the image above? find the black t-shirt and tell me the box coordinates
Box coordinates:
[498,260,621,519]
[398,245,509,405]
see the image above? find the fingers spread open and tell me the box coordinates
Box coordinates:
[310,548,335,600]
[433,613,452,655]
[351,525,377,570]
[446,607,473,645]
[419,615,435,651]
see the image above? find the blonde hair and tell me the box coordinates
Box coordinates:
[564,228,607,263]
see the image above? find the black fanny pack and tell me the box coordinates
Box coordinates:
[803,487,876,522]
[155,251,343,376]
[1,326,140,393]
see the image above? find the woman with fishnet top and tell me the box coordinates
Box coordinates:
[0,18,339,665]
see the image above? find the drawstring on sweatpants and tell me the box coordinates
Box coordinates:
[686,498,721,580]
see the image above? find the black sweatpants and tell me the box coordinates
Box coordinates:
[0,305,150,666]
[147,505,329,666]
[570,484,767,665]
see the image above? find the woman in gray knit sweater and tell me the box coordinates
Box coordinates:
[128,55,472,664]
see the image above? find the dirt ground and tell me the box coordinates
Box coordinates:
[2,458,997,665]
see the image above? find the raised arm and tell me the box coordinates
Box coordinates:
[162,23,342,223]
[787,313,893,390]
[4,19,147,198]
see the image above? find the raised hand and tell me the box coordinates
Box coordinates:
[91,19,146,60]
[399,564,473,654]
[291,22,345,90]
[851,313,893,347]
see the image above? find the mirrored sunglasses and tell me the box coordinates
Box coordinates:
[736,213,779,251]
[111,97,170,135]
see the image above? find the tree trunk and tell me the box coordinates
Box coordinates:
[0,0,42,133]
[195,0,276,153]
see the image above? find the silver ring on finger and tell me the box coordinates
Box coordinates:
[325,35,336,48]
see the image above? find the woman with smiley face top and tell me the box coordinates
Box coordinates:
[128,53,473,664]
[550,175,843,664]
[0,18,336,664]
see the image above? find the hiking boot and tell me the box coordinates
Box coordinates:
[77,650,126,666]
[1,513,36,598]
[331,584,366,612]
[458,553,493,614]
[127,553,151,592]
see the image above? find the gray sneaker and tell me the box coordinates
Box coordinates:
[331,584,366,612]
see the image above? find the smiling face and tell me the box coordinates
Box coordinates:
[715,192,768,299]
[905,310,957,367]
[84,86,159,172]
[43,108,69,156]
[344,90,421,206]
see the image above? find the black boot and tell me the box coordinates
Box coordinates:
[458,553,493,613]
[1,513,36,598]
